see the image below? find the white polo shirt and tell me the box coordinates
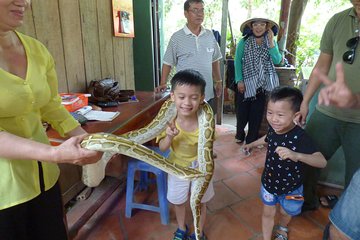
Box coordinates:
[163,25,222,100]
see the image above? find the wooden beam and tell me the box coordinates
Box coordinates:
[277,0,291,57]
[217,0,229,124]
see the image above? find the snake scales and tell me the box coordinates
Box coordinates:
[81,99,215,240]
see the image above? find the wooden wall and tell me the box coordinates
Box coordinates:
[18,0,135,93]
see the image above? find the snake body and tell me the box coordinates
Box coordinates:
[81,99,215,240]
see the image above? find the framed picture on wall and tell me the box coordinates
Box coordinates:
[112,0,135,38]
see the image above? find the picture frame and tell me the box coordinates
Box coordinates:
[112,0,135,38]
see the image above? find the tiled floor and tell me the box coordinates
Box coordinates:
[68,116,342,240]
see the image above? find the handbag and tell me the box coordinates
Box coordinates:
[87,78,135,104]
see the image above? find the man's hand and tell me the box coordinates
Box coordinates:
[316,63,357,108]
[295,102,309,127]
[215,81,223,97]
[155,84,168,93]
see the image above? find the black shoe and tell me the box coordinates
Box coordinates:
[235,132,245,144]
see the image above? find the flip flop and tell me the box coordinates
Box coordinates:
[322,222,331,240]
[319,195,338,209]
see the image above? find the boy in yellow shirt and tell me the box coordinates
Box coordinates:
[157,69,214,240]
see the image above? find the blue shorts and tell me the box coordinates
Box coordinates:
[329,169,360,239]
[260,185,304,216]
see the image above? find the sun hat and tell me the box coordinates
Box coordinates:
[240,17,279,36]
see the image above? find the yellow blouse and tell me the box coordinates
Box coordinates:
[157,122,199,168]
[0,31,79,210]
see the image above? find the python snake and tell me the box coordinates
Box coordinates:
[81,99,215,240]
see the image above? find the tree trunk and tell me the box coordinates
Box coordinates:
[277,0,291,57]
[247,0,252,18]
[286,0,308,66]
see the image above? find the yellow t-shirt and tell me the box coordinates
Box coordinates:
[0,31,80,210]
[157,122,199,168]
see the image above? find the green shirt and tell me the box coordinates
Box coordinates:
[317,7,360,123]
[0,31,79,210]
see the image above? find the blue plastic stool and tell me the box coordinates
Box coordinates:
[125,147,170,225]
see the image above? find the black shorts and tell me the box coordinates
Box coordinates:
[0,183,68,240]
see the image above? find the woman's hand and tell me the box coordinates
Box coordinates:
[53,134,103,165]
[237,82,245,94]
[267,29,274,48]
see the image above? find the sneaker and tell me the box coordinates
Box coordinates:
[173,226,189,240]
[188,232,207,240]
[235,138,244,144]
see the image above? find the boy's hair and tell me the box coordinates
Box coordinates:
[184,0,204,11]
[170,69,206,95]
[269,86,303,112]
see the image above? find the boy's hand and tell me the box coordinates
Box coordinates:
[242,143,251,151]
[166,119,179,139]
[275,146,299,162]
[242,143,253,156]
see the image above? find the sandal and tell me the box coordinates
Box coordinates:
[173,225,189,240]
[319,195,338,209]
[322,222,331,240]
[273,225,288,240]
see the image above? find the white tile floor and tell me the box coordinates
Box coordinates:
[221,113,236,126]
[221,113,248,131]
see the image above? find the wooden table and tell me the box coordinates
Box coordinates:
[47,91,170,237]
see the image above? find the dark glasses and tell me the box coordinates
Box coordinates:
[343,36,359,64]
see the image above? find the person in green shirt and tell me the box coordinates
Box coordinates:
[315,63,360,240]
[0,1,102,239]
[297,2,360,212]
[234,17,282,144]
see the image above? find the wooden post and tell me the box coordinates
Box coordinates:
[217,0,229,124]
[277,0,291,63]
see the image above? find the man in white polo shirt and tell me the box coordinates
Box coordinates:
[156,0,222,114]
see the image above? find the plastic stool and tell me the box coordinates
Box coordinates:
[125,146,170,225]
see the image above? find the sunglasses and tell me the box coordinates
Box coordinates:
[343,36,359,64]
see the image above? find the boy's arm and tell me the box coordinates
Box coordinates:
[158,135,172,152]
[243,135,267,151]
[275,147,327,168]
[299,152,327,168]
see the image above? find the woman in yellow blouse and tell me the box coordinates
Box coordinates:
[0,1,102,239]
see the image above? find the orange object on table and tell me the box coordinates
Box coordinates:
[60,93,89,112]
